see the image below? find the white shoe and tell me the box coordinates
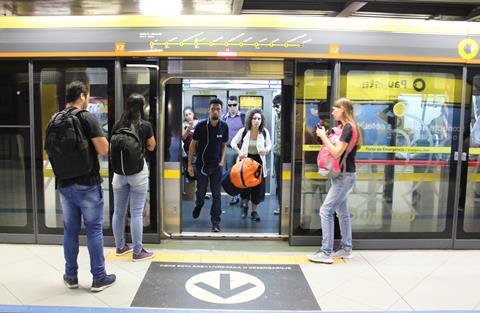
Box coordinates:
[308,251,333,264]
[333,248,353,259]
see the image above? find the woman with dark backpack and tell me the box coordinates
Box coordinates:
[111,94,156,261]
[231,108,271,221]
[308,98,362,264]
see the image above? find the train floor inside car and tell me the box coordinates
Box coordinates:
[0,242,479,312]
[181,194,280,234]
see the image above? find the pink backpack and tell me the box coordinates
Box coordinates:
[317,122,358,177]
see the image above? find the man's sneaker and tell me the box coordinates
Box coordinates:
[133,249,155,262]
[192,205,202,219]
[251,211,261,221]
[116,244,133,256]
[212,223,221,232]
[91,274,116,292]
[333,248,353,259]
[273,208,280,215]
[308,251,334,264]
[205,194,211,200]
[229,196,240,205]
[63,274,78,289]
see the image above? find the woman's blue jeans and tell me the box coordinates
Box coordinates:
[319,172,356,255]
[112,161,149,255]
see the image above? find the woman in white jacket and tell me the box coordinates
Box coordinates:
[231,108,272,221]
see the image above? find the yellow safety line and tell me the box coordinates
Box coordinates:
[106,251,344,265]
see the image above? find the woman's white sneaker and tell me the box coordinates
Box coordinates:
[333,248,353,259]
[308,251,333,264]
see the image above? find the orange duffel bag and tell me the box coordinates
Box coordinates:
[231,157,263,188]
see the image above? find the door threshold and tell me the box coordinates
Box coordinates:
[170,232,287,239]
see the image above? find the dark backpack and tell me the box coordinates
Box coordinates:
[110,126,144,175]
[44,108,94,179]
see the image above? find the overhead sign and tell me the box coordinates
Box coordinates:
[345,71,462,103]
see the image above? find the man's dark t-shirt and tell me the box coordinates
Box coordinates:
[111,120,154,152]
[338,123,357,173]
[59,110,105,188]
[193,119,228,168]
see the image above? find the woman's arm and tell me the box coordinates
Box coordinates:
[264,128,272,152]
[146,136,156,151]
[316,127,348,159]
[230,127,244,154]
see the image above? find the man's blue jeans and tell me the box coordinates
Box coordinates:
[195,163,222,224]
[319,173,356,255]
[59,183,106,281]
[112,161,149,255]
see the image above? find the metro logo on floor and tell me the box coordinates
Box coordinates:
[131,262,320,311]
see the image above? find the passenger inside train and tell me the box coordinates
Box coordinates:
[179,79,282,234]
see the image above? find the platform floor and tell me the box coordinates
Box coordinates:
[0,241,479,312]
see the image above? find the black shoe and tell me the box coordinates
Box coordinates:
[212,223,221,232]
[192,205,202,219]
[63,274,79,289]
[91,274,116,292]
[251,211,261,221]
[229,197,240,205]
[241,204,248,218]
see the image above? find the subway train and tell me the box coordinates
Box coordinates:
[0,15,480,249]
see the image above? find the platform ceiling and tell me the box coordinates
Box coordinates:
[1,0,479,21]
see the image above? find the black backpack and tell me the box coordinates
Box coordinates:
[44,108,94,179]
[110,125,144,175]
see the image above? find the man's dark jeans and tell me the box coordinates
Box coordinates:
[195,163,223,224]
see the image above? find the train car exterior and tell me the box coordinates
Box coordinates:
[0,15,479,248]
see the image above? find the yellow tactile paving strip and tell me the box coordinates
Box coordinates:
[106,251,344,265]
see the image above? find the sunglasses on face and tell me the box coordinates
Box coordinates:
[228,103,238,107]
[273,104,280,108]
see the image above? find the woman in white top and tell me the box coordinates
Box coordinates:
[231,108,272,221]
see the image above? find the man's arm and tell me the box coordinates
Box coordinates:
[220,143,226,166]
[187,139,197,177]
[91,137,109,156]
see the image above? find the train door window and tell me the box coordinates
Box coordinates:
[121,62,158,234]
[0,61,33,234]
[292,63,332,236]
[239,95,263,114]
[34,62,114,234]
[339,63,461,238]
[458,71,480,239]
[192,95,217,120]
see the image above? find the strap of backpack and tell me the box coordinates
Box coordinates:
[340,122,357,173]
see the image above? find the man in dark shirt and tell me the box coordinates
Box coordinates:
[187,98,228,232]
[54,81,115,292]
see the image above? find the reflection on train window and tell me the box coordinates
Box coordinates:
[465,74,480,233]
[239,96,263,113]
[40,67,111,229]
[293,67,331,234]
[343,68,460,234]
[0,133,29,227]
[0,62,29,125]
[192,95,217,120]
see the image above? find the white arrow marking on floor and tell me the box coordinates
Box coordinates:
[185,270,265,304]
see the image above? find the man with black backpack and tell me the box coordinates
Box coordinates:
[45,81,115,292]
[222,95,245,206]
